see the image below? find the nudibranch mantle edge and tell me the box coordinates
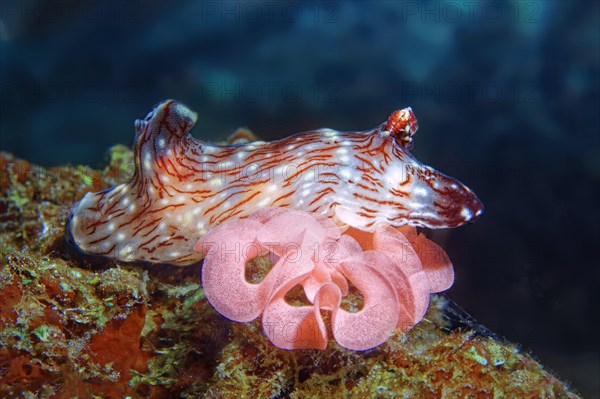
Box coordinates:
[67,100,483,265]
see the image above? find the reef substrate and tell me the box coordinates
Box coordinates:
[0,149,580,398]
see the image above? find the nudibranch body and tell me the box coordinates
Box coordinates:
[67,100,483,265]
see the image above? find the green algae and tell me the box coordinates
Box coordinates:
[0,149,582,398]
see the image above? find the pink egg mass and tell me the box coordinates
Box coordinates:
[66,100,483,350]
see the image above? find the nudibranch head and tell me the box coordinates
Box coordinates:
[66,100,483,265]
[362,107,482,229]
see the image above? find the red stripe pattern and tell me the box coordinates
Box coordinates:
[67,100,483,265]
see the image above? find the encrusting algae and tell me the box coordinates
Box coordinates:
[0,148,581,398]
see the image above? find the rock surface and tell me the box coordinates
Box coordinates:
[0,149,580,398]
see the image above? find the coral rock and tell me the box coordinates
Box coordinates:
[0,152,581,398]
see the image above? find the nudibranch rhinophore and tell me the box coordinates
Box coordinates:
[67,100,483,265]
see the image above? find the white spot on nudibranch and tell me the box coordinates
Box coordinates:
[409,201,425,210]
[461,208,472,219]
[258,197,271,207]
[414,187,428,197]
[209,178,223,187]
[143,154,152,170]
[118,243,136,260]
[321,129,337,138]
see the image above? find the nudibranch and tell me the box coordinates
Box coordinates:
[67,100,483,265]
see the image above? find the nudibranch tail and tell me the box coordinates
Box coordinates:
[67,100,483,265]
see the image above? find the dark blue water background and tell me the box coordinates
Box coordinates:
[1,1,598,396]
